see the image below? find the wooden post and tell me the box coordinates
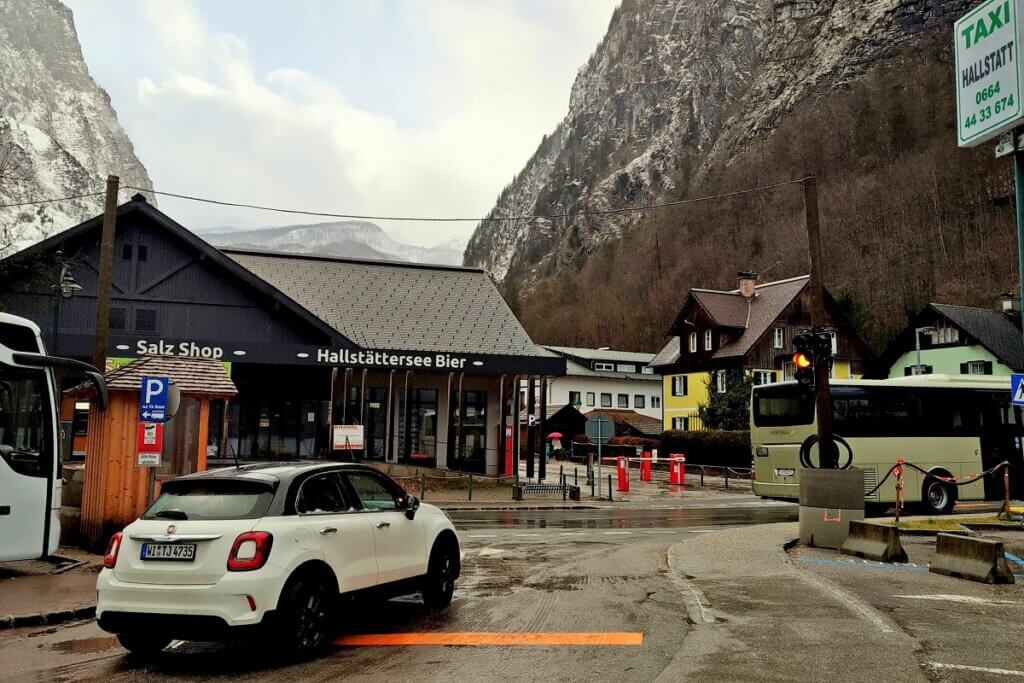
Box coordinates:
[803,175,837,468]
[92,175,119,371]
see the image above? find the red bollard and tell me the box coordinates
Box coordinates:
[679,454,686,486]
[669,453,685,485]
[617,456,629,492]
[641,450,652,481]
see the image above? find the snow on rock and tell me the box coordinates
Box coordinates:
[463,0,973,287]
[0,0,153,257]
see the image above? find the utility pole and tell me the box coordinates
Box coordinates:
[802,175,837,469]
[92,175,119,371]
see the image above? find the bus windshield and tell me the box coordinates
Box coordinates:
[752,383,814,427]
[0,365,52,478]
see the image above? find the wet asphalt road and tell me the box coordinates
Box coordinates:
[0,497,797,682]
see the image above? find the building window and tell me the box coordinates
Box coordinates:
[634,395,645,409]
[519,390,526,407]
[934,319,960,345]
[568,391,581,407]
[601,393,612,407]
[138,244,149,262]
[773,327,784,349]
[121,244,133,260]
[617,393,629,408]
[672,416,689,430]
[905,365,933,376]
[594,362,615,371]
[134,308,158,333]
[109,307,127,331]
[616,363,636,373]
[716,371,727,394]
[651,395,661,408]
[754,370,775,385]
[963,360,992,375]
[689,332,698,353]
[671,375,688,396]
[586,392,595,407]
[704,330,713,351]
[641,366,654,375]
[829,331,837,355]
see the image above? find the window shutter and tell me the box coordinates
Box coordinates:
[904,367,913,376]
[983,361,993,375]
[682,376,688,395]
[959,362,969,374]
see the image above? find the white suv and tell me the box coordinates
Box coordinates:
[96,462,460,657]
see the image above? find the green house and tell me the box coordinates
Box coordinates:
[878,298,1024,378]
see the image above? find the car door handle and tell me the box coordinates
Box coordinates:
[376,521,390,529]
[319,527,338,535]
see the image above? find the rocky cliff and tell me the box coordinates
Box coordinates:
[0,0,153,256]
[464,0,972,286]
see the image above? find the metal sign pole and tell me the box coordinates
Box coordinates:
[1014,138,1024,349]
[597,421,603,498]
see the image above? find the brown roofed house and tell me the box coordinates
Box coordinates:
[649,272,869,431]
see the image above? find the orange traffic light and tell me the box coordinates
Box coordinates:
[792,352,812,369]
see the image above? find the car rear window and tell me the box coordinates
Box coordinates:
[142,479,276,521]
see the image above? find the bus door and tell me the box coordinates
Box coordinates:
[978,398,1024,499]
[0,362,55,561]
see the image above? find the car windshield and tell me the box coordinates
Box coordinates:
[142,479,276,520]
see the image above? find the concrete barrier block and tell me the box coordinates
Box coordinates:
[798,505,865,549]
[840,520,908,563]
[929,532,1015,584]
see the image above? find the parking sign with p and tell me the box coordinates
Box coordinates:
[139,375,170,422]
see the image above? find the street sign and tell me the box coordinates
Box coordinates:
[1012,373,1024,405]
[333,424,364,450]
[139,375,170,422]
[955,0,1024,147]
[136,422,163,468]
[585,415,614,444]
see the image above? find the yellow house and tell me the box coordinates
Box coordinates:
[650,273,867,431]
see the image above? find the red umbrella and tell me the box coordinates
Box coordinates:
[547,432,563,439]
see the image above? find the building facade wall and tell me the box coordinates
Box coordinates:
[545,375,662,420]
[887,345,1009,377]
[662,371,711,431]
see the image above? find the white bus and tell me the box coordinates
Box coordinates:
[751,375,1024,515]
[0,312,106,561]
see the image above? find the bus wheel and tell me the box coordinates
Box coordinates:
[922,477,956,515]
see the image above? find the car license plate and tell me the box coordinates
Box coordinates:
[141,543,196,561]
[774,468,796,478]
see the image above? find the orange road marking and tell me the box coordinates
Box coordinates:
[334,632,644,647]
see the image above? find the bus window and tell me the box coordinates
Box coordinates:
[0,367,51,477]
[753,384,814,427]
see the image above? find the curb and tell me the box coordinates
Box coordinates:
[0,605,95,631]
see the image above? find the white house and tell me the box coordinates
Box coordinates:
[520,346,662,421]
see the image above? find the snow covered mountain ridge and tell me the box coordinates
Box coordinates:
[0,0,153,257]
[463,0,974,286]
[199,221,465,266]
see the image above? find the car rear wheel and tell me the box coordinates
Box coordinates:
[277,574,332,657]
[422,541,457,611]
[116,633,172,656]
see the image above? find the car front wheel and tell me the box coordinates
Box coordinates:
[117,632,172,656]
[277,574,332,657]
[422,542,457,611]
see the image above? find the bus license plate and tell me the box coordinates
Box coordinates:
[774,468,795,478]
[141,543,196,561]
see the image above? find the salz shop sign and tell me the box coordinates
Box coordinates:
[956,0,1024,147]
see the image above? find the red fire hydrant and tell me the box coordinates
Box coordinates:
[641,450,652,481]
[617,456,629,492]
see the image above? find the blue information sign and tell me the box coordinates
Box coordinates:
[1012,373,1024,407]
[139,376,170,422]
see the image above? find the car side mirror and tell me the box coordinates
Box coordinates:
[403,494,420,520]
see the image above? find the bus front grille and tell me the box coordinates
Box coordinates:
[863,467,878,501]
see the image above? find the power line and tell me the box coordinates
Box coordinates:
[0,190,105,210]
[120,178,806,224]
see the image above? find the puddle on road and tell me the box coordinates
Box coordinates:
[50,635,118,654]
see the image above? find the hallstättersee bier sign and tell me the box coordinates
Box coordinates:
[956,0,1024,147]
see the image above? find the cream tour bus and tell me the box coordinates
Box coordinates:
[751,375,1024,515]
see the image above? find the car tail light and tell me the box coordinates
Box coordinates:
[227,531,273,572]
[103,532,123,569]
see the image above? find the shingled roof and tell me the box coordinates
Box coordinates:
[930,304,1024,370]
[70,355,237,397]
[226,248,552,357]
[587,409,663,437]
[652,275,810,368]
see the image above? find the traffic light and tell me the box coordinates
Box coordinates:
[792,331,815,387]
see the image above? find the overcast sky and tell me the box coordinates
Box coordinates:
[63,0,617,248]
